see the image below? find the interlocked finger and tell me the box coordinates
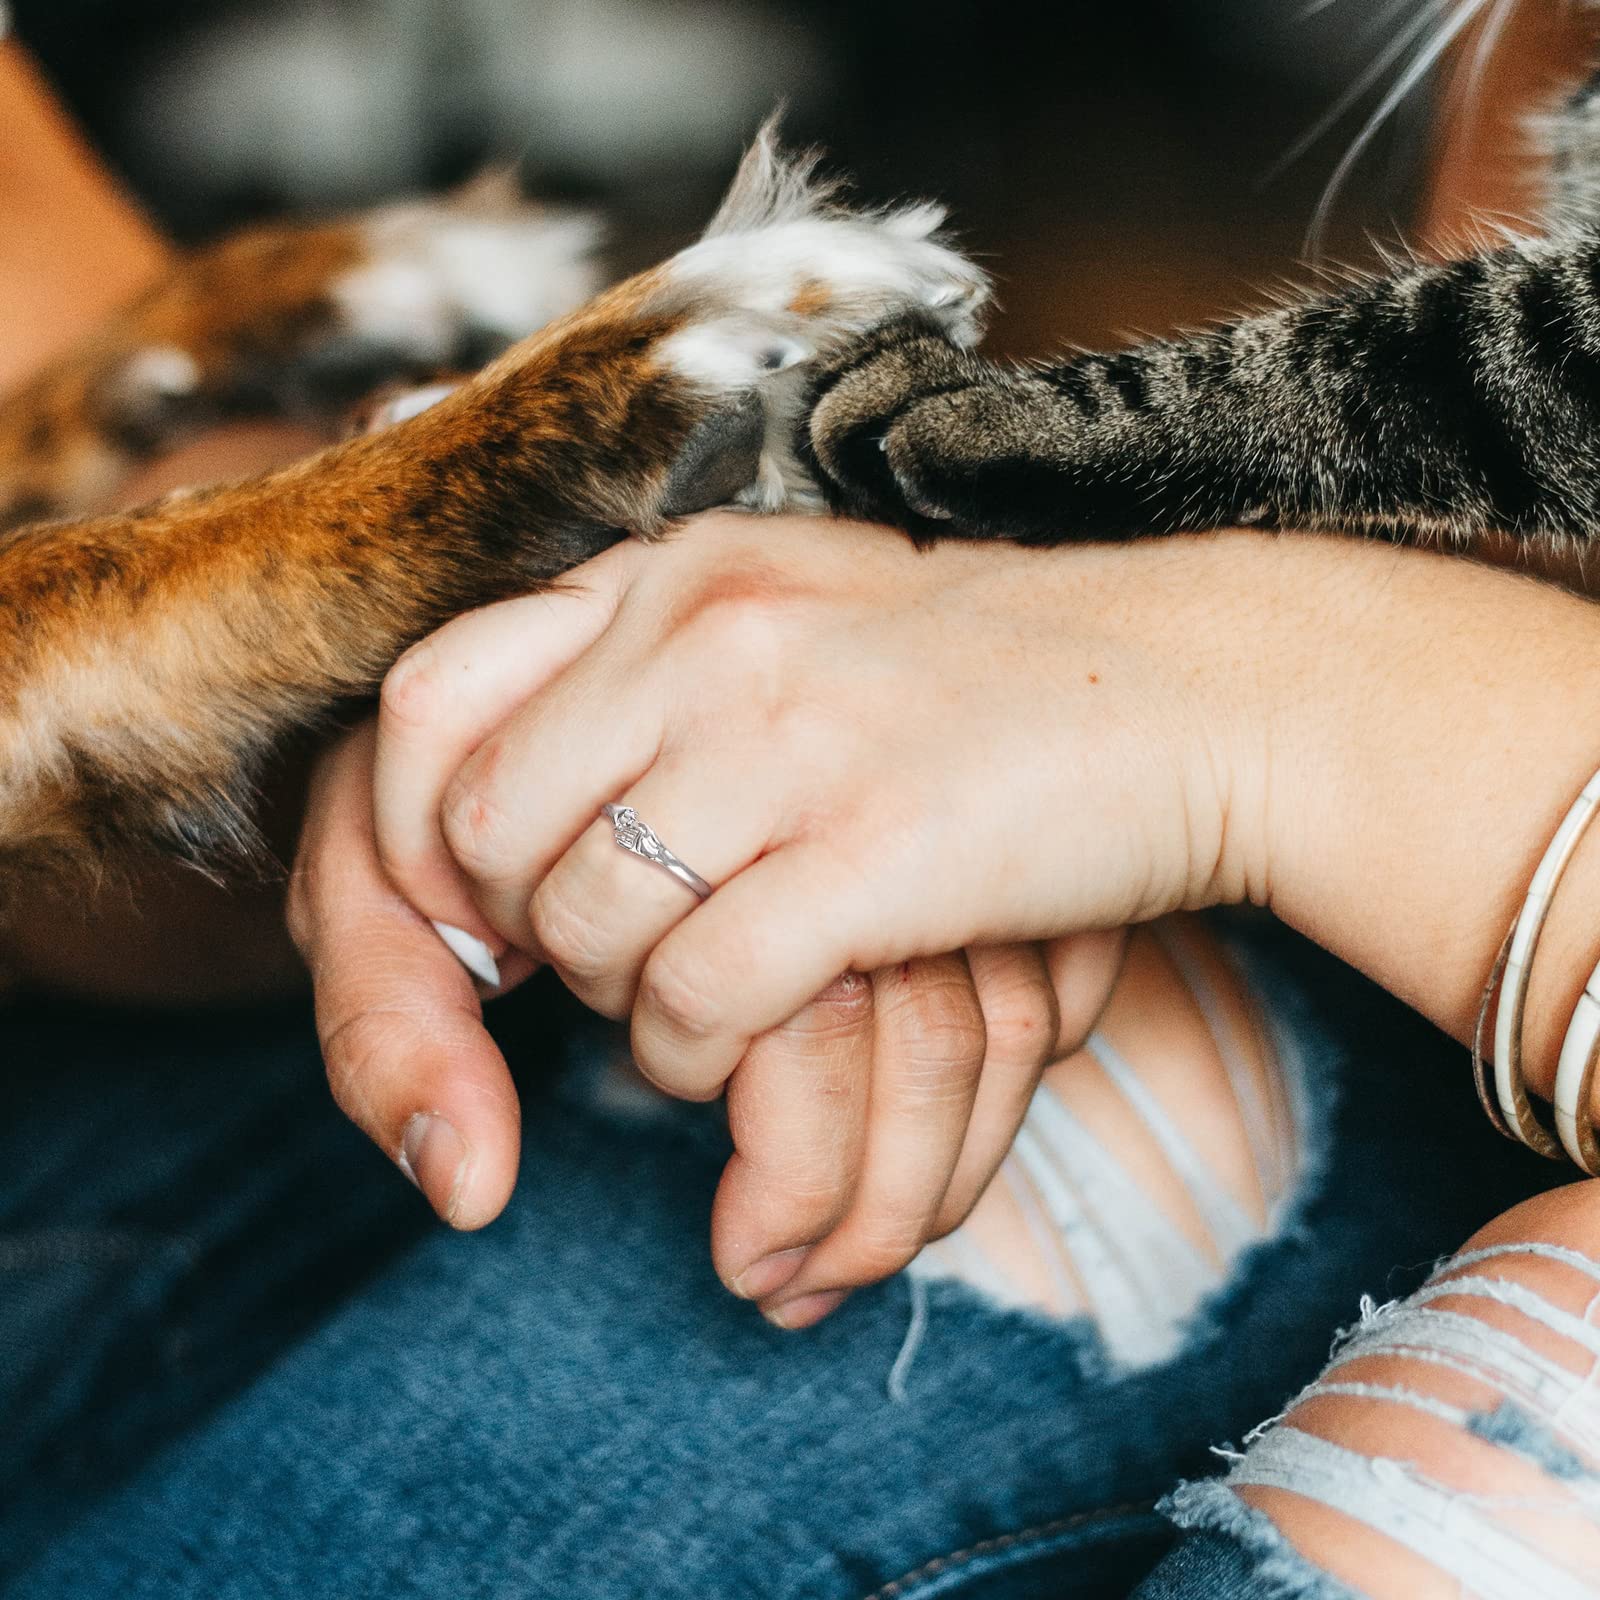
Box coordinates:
[757,952,988,1327]
[713,971,876,1304]
[934,942,1061,1236]
[374,547,640,946]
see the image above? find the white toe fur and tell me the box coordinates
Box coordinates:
[653,122,990,510]
[118,346,203,401]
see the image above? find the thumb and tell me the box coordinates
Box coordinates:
[291,723,520,1228]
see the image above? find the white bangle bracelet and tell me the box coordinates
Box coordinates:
[1475,766,1600,1162]
[1555,964,1600,1175]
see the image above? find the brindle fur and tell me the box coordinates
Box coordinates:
[0,276,754,879]
[0,172,593,537]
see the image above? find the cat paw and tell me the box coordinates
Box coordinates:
[805,320,1062,538]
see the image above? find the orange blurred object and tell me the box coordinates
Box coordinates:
[0,42,172,394]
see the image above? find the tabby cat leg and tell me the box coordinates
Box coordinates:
[807,229,1600,548]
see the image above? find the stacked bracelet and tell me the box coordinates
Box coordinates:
[1474,767,1600,1174]
[1556,959,1600,1173]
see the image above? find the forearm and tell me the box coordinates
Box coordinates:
[1232,532,1600,1099]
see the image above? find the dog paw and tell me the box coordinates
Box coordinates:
[135,176,603,424]
[647,127,991,510]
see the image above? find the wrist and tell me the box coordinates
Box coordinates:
[1256,534,1600,1092]
[972,530,1291,924]
[1058,531,1303,915]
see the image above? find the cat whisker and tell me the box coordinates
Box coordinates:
[1263,0,1456,190]
[1305,0,1496,254]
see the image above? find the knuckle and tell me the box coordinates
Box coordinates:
[842,1220,927,1281]
[782,972,873,1042]
[668,564,799,663]
[318,1005,420,1132]
[379,639,444,733]
[914,1014,989,1074]
[982,985,1059,1068]
[690,594,789,673]
[440,774,515,881]
[638,952,722,1044]
[765,695,838,765]
[883,972,987,1070]
[757,1157,852,1211]
[527,880,612,982]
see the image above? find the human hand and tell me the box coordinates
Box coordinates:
[286,721,531,1228]
[361,512,1271,1314]
[288,713,1128,1315]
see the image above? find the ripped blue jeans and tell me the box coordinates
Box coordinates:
[0,918,1583,1598]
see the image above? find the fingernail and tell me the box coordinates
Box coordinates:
[431,921,502,989]
[398,1113,470,1224]
[731,1246,810,1301]
[762,1289,849,1331]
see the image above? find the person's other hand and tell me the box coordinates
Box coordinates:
[358,512,1268,1316]
[286,721,533,1228]
[290,717,1128,1321]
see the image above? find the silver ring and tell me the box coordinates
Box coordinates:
[601,804,712,900]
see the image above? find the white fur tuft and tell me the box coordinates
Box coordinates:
[704,118,842,236]
[119,346,202,400]
[650,122,991,511]
[335,190,605,358]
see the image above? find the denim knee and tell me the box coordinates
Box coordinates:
[1149,1184,1600,1599]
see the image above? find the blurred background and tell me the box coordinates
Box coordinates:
[12,0,1457,358]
